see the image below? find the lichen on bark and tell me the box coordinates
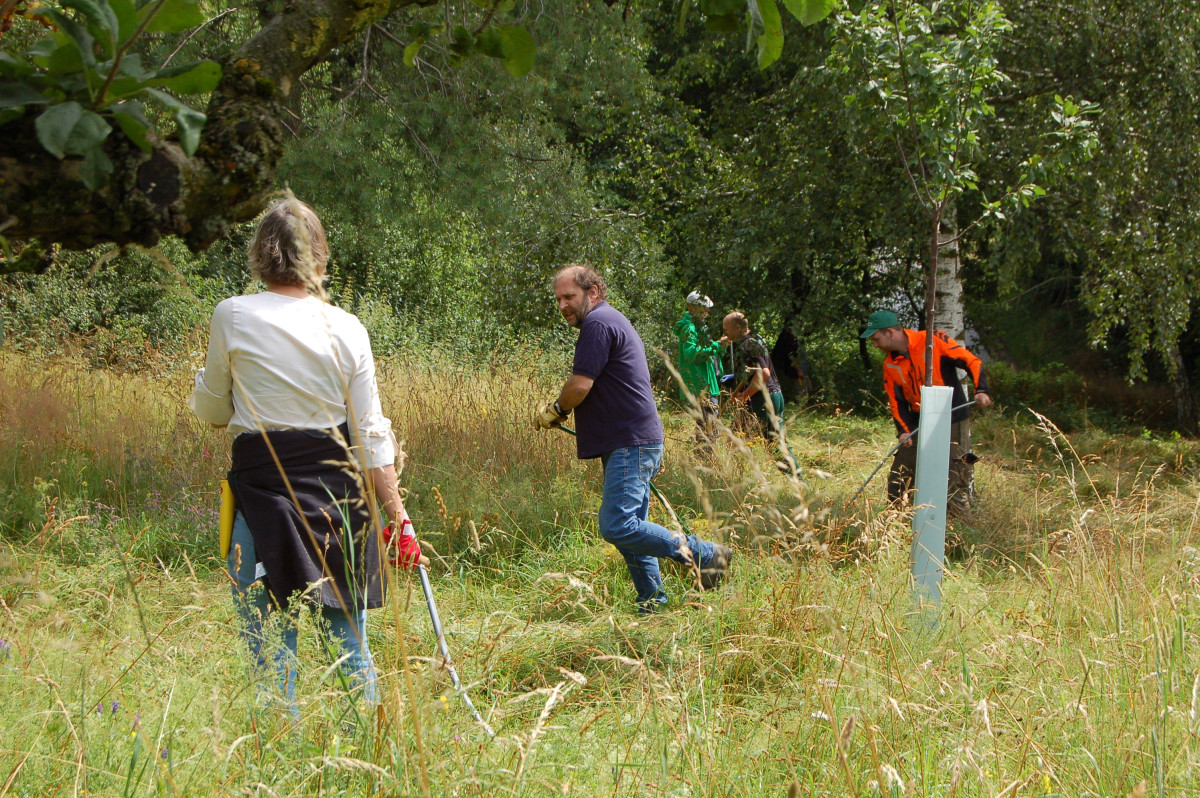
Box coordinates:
[0,0,421,252]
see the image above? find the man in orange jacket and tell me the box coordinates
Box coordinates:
[861,310,992,512]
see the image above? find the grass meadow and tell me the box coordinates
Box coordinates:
[1,350,1199,796]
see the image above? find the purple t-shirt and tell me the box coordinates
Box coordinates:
[571,301,664,459]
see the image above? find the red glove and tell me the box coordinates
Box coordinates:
[383,520,422,569]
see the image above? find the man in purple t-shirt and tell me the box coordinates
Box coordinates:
[535,264,732,612]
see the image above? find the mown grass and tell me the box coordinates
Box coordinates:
[1,350,1198,796]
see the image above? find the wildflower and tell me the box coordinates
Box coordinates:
[95,703,104,717]
[0,640,10,658]
[111,700,120,715]
[160,747,169,760]
[438,695,449,709]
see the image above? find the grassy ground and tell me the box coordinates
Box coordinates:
[1,351,1199,796]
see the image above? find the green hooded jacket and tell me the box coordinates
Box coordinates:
[674,312,722,402]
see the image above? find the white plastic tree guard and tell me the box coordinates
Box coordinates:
[911,385,952,606]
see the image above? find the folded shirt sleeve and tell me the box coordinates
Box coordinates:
[189,301,235,426]
[347,323,396,470]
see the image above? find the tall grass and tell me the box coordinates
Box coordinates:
[1,351,1198,795]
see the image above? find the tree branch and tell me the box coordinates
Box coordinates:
[891,0,933,209]
[0,0,424,251]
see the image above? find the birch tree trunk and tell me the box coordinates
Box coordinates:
[933,201,965,341]
[1169,342,1199,435]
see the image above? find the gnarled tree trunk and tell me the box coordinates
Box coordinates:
[0,0,421,252]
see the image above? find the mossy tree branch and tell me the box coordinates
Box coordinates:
[0,0,426,251]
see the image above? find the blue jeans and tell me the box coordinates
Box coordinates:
[226,513,378,709]
[598,445,715,609]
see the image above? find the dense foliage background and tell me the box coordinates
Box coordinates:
[3,0,1198,431]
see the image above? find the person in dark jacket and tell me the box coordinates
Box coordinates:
[190,197,426,710]
[536,265,732,612]
[861,310,992,511]
[723,312,799,473]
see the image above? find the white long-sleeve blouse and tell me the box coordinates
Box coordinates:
[189,292,396,469]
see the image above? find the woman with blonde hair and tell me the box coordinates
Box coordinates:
[190,196,424,709]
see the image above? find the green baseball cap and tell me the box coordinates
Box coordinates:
[861,309,900,338]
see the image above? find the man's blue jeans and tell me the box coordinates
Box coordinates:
[598,444,714,609]
[226,513,378,709]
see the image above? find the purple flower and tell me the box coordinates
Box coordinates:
[0,640,10,658]
[111,700,120,715]
[160,747,169,760]
[95,703,104,717]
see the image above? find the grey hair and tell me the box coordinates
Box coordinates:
[554,263,609,301]
[247,195,330,297]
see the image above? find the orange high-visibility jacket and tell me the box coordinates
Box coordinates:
[882,329,990,435]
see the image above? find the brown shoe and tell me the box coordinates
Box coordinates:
[700,544,732,590]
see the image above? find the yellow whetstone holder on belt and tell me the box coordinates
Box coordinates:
[219,479,235,559]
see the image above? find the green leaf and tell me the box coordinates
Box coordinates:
[35,100,83,158]
[144,86,185,111]
[136,0,206,34]
[25,37,63,67]
[148,88,204,153]
[118,53,149,79]
[38,9,97,68]
[63,109,111,155]
[149,60,221,94]
[109,0,139,41]
[41,35,88,76]
[451,24,474,54]
[101,76,146,100]
[61,0,120,55]
[677,0,691,34]
[0,53,34,79]
[755,0,784,69]
[79,144,114,189]
[476,27,503,59]
[403,38,424,67]
[174,106,205,154]
[780,0,834,25]
[111,100,152,151]
[745,0,764,52]
[31,101,112,163]
[0,81,51,109]
[0,107,25,126]
[498,25,535,78]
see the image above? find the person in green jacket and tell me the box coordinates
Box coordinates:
[674,291,729,448]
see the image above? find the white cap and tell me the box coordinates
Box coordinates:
[686,291,713,308]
